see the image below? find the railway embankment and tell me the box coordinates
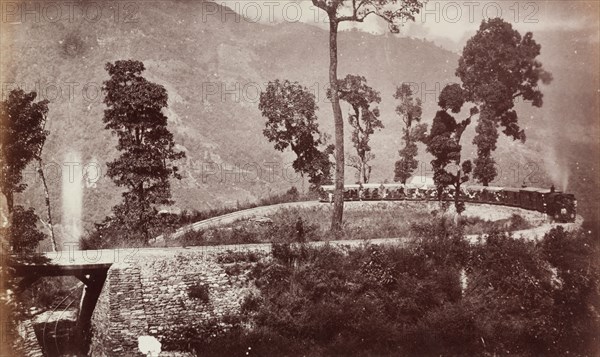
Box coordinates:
[159,200,569,241]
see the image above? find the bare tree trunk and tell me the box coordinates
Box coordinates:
[37,159,57,252]
[5,191,14,217]
[35,113,57,251]
[328,19,344,232]
[454,170,461,214]
[357,160,363,185]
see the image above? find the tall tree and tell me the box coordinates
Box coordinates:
[426,84,478,214]
[102,60,185,244]
[0,89,49,252]
[311,0,424,230]
[0,89,48,215]
[393,83,427,184]
[456,18,552,185]
[259,80,334,189]
[334,75,383,184]
[33,105,57,252]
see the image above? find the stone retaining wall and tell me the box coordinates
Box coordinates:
[90,249,253,356]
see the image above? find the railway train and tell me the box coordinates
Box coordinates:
[318,183,577,223]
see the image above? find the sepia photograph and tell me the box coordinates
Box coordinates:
[0,0,599,356]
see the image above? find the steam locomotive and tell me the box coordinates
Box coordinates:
[318,183,577,223]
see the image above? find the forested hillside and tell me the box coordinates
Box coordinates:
[2,0,597,233]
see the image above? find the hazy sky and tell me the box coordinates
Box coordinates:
[226,0,599,51]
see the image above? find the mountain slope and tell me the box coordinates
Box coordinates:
[1,0,597,235]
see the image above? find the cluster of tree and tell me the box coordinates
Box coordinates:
[308,0,426,231]
[0,89,54,253]
[260,75,431,188]
[2,60,187,252]
[262,2,550,225]
[426,18,552,213]
[167,225,599,357]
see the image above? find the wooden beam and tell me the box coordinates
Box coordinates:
[75,268,109,355]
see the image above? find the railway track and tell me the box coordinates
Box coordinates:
[155,201,323,241]
[153,199,579,245]
[38,283,83,356]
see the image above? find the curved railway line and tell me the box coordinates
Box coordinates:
[155,201,323,241]
[154,199,581,244]
[39,282,83,356]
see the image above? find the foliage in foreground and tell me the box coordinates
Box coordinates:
[168,225,598,357]
[1,205,47,254]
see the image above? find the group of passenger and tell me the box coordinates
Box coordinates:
[324,184,504,203]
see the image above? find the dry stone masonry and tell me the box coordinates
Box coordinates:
[89,247,260,356]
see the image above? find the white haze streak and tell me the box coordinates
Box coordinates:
[61,151,83,246]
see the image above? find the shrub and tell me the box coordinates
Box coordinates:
[224,264,245,276]
[2,205,46,253]
[509,213,531,231]
[163,228,599,357]
[538,227,600,355]
[188,283,210,303]
[240,293,261,314]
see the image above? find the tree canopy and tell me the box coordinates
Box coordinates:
[259,80,334,188]
[0,89,49,212]
[102,60,185,244]
[393,83,427,184]
[335,74,383,184]
[456,18,552,185]
[0,89,49,253]
[428,18,551,212]
[426,84,478,213]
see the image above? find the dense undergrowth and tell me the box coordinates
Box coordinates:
[163,223,599,357]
